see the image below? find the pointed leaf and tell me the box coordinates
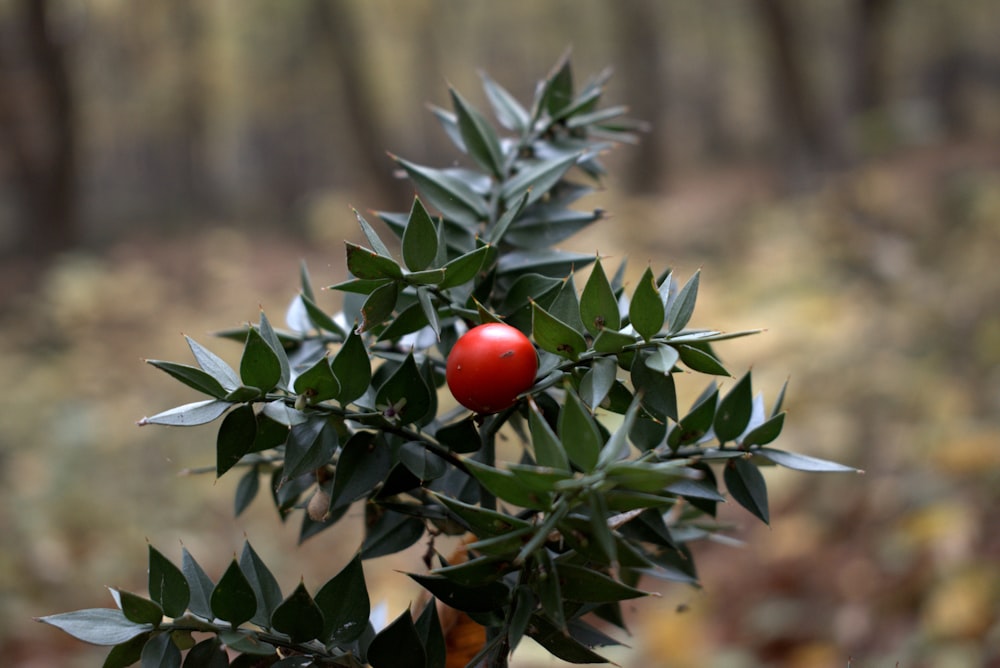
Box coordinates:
[102,633,150,668]
[597,394,641,469]
[402,197,439,271]
[282,418,337,481]
[258,311,291,390]
[114,590,162,627]
[240,327,281,392]
[216,404,257,478]
[330,432,392,509]
[361,507,425,559]
[579,357,617,410]
[714,371,753,444]
[367,609,427,668]
[741,412,785,448]
[392,155,487,225]
[556,562,648,603]
[239,542,283,629]
[146,361,227,399]
[450,86,504,177]
[756,447,859,473]
[629,267,665,341]
[438,244,492,289]
[375,352,432,426]
[270,581,324,644]
[532,302,587,362]
[501,153,580,208]
[181,549,215,620]
[181,637,227,668]
[725,457,769,524]
[667,269,700,334]
[332,328,371,404]
[37,609,152,646]
[210,559,257,627]
[148,546,190,620]
[407,574,509,614]
[299,292,346,337]
[138,400,231,427]
[580,258,620,335]
[414,599,446,668]
[313,554,369,645]
[558,388,602,472]
[293,355,340,404]
[528,400,570,472]
[346,242,404,281]
[631,351,678,423]
[357,281,398,333]
[677,344,729,376]
[186,336,241,392]
[139,631,181,668]
[354,208,394,258]
[462,459,551,510]
[481,71,530,132]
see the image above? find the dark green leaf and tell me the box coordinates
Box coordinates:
[146,360,227,400]
[270,582,324,644]
[677,344,729,376]
[139,632,181,668]
[138,400,231,427]
[240,327,281,392]
[725,457,769,524]
[438,244,492,289]
[180,549,214,620]
[217,404,257,478]
[666,269,700,334]
[362,507,425,559]
[239,542,283,629]
[527,613,608,664]
[534,550,565,632]
[103,632,150,668]
[113,590,162,627]
[211,559,257,627]
[346,242,404,281]
[332,328,371,404]
[300,292,346,337]
[714,371,753,443]
[181,637,227,668]
[497,249,595,278]
[367,609,426,668]
[414,599,446,668]
[354,208,394,258]
[148,546,190,620]
[580,258,620,335]
[402,197,438,272]
[629,267,665,341]
[604,460,693,493]
[398,441,447,482]
[357,281,399,333]
[558,388,602,472]
[528,400,570,471]
[292,356,339,404]
[537,52,574,117]
[756,447,859,473]
[185,336,240,392]
[431,492,532,537]
[315,553,369,644]
[502,153,580,208]
[282,418,337,482]
[592,327,637,354]
[375,352,432,426]
[328,276,393,295]
[392,154,487,225]
[532,301,587,361]
[631,351,678,423]
[741,412,785,448]
[450,86,504,177]
[481,71,530,132]
[330,432,392,509]
[668,384,718,449]
[488,190,529,246]
[408,574,509,614]
[504,209,604,249]
[37,609,152,646]
[434,416,480,454]
[597,393,641,469]
[462,458,551,510]
[556,562,647,603]
[257,312,291,390]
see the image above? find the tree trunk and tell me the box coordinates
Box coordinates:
[0,0,77,258]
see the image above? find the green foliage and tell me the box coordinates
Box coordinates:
[44,55,857,667]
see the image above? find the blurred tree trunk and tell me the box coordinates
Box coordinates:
[0,0,77,258]
[171,0,215,213]
[311,0,399,204]
[753,0,833,163]
[613,0,668,194]
[848,0,895,117]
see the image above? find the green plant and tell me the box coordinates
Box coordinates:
[39,55,857,667]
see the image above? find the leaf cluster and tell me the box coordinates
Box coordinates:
[44,54,857,667]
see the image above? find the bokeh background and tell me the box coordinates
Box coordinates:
[2,1,999,666]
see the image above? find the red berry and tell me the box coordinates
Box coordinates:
[445,323,538,414]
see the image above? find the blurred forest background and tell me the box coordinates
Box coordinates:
[2,1,999,666]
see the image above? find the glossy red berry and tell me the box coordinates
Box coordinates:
[445,323,538,414]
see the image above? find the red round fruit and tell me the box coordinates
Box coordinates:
[446,323,538,414]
